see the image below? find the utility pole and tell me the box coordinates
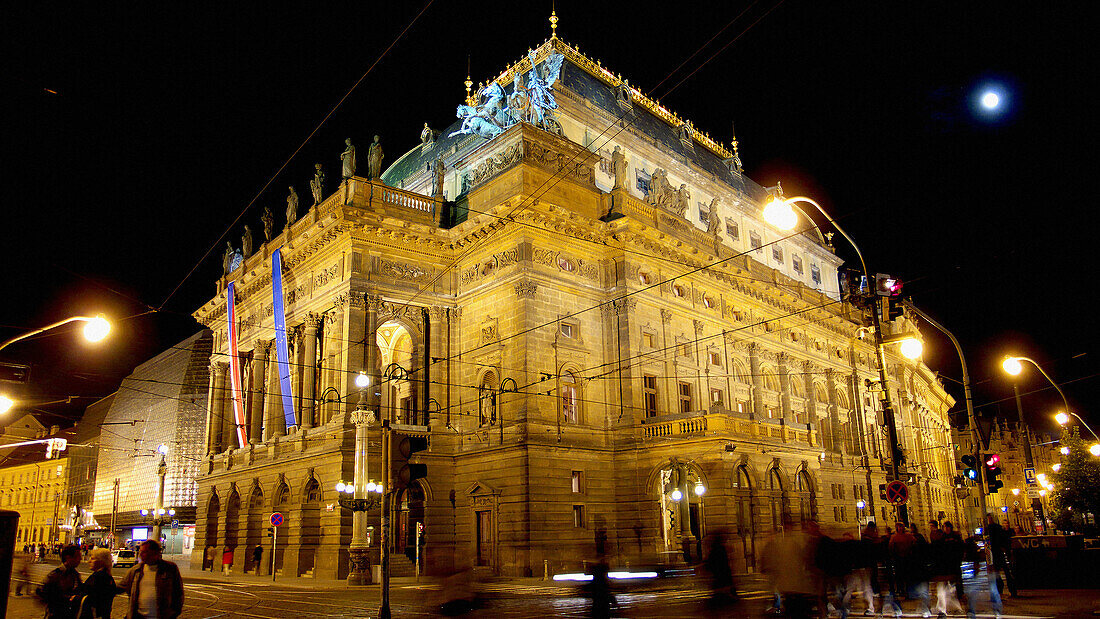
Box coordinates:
[379,421,392,619]
[111,478,119,549]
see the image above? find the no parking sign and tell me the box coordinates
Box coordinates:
[885,481,909,506]
[270,512,283,527]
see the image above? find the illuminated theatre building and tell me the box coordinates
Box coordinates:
[192,31,958,578]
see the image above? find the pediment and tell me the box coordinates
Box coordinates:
[465,480,501,496]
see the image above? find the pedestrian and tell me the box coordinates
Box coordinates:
[929,520,944,544]
[762,518,821,619]
[13,552,32,596]
[118,539,185,619]
[961,535,1002,619]
[252,544,264,575]
[222,545,234,576]
[81,547,122,618]
[703,529,741,610]
[985,515,1017,597]
[908,523,932,616]
[39,544,83,619]
[930,522,964,618]
[204,544,215,571]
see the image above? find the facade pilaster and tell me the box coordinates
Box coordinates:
[301,313,322,429]
[748,343,764,418]
[249,342,270,443]
[207,361,228,453]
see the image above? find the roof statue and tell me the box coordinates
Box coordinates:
[340,138,356,179]
[451,49,566,139]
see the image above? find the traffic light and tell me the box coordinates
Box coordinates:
[879,483,888,500]
[874,273,903,296]
[44,438,67,459]
[880,297,904,322]
[45,439,54,459]
[961,455,978,482]
[397,435,428,488]
[266,527,274,538]
[984,453,1004,493]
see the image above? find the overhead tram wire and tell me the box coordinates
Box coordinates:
[156,0,437,314]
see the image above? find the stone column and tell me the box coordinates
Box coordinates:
[300,313,322,429]
[205,362,228,454]
[365,294,383,413]
[826,369,842,454]
[748,344,764,418]
[778,353,792,422]
[249,342,270,443]
[221,358,238,450]
[427,306,445,428]
[263,345,286,442]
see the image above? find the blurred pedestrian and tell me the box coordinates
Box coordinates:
[14,552,32,595]
[961,536,1002,619]
[222,545,233,576]
[81,547,121,618]
[118,539,185,619]
[908,523,932,616]
[930,521,964,618]
[252,544,264,575]
[985,515,1016,597]
[39,544,83,619]
[762,518,821,619]
[204,545,215,571]
[703,529,741,610]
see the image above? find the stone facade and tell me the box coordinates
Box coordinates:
[191,37,960,578]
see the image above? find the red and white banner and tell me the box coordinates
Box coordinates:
[226,282,248,448]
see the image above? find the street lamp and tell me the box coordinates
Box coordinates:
[0,395,12,415]
[0,314,111,352]
[901,302,990,529]
[1054,410,1100,442]
[151,445,169,542]
[763,194,908,515]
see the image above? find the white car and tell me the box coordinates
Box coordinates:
[112,549,138,569]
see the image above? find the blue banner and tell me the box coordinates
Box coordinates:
[271,249,297,428]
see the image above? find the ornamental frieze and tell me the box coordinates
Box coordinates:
[314,263,340,289]
[514,280,539,299]
[380,260,430,281]
[533,249,557,267]
[466,142,524,189]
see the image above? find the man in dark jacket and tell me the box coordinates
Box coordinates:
[40,544,83,618]
[118,540,184,619]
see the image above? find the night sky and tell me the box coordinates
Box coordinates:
[5,2,1097,439]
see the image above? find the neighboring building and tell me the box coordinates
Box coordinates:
[191,31,959,579]
[0,412,48,451]
[89,330,212,553]
[0,425,74,546]
[953,419,1060,534]
[63,393,115,542]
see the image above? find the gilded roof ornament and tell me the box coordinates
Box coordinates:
[549,9,558,39]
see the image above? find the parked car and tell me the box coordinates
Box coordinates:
[112,548,138,569]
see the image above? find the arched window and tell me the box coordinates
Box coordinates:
[731,360,750,384]
[560,371,579,424]
[762,369,779,392]
[304,479,321,503]
[796,470,816,523]
[814,384,829,404]
[273,484,289,509]
[479,371,498,427]
[768,468,786,531]
[249,488,264,510]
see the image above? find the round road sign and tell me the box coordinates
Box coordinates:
[270,512,284,527]
[885,481,909,506]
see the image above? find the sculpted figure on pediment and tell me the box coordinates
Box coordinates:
[310,164,325,204]
[674,184,690,217]
[706,197,722,234]
[611,146,628,189]
[644,168,676,212]
[286,186,299,226]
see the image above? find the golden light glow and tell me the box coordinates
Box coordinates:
[0,395,13,414]
[1001,356,1023,376]
[1037,473,1047,483]
[899,338,923,360]
[762,198,798,231]
[1090,443,1100,457]
[1010,488,1020,496]
[83,315,111,343]
[1039,489,1047,497]
[1055,412,1070,426]
[1061,446,1070,455]
[1052,463,1062,472]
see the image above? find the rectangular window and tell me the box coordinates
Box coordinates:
[766,406,776,419]
[750,233,762,253]
[573,505,586,528]
[736,401,746,414]
[642,332,655,348]
[710,388,724,406]
[840,506,846,522]
[698,203,709,224]
[678,342,691,358]
[725,219,739,240]
[636,170,651,194]
[708,351,722,366]
[643,374,658,417]
[811,264,822,285]
[678,382,693,413]
[792,255,803,274]
[572,471,584,493]
[772,246,783,263]
[560,323,574,338]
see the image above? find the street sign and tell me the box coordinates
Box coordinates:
[885,480,909,506]
[1023,467,1037,486]
[171,519,179,530]
[1026,488,1041,499]
[270,512,284,527]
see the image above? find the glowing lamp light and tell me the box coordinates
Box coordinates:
[856,500,866,509]
[335,482,346,493]
[1037,473,1047,483]
[0,395,13,414]
[1039,490,1047,497]
[366,482,377,493]
[1052,464,1062,472]
[694,484,706,496]
[1091,444,1100,457]
[355,372,370,389]
[670,489,683,501]
[158,444,169,455]
[899,338,923,360]
[140,510,149,516]
[762,198,799,231]
[1001,357,1023,376]
[169,509,176,516]
[83,315,111,342]
[1010,488,1020,496]
[981,91,1001,110]
[1060,446,1070,455]
[1055,412,1070,426]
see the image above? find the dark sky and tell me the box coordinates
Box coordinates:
[5,2,1097,439]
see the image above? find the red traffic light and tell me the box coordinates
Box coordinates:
[874,273,903,296]
[984,453,1000,467]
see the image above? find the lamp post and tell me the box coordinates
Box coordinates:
[764,195,909,521]
[342,372,380,585]
[901,302,990,533]
[150,444,170,542]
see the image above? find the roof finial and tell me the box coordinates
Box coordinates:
[549,6,559,39]
[464,55,476,107]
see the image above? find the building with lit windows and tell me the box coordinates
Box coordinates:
[0,425,74,546]
[191,27,959,578]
